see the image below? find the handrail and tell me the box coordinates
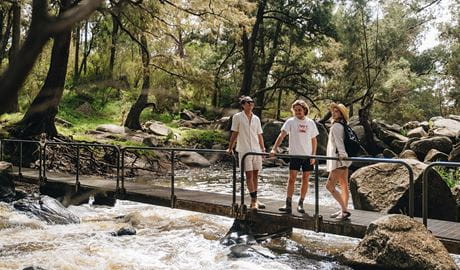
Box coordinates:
[43,141,121,192]
[241,152,415,232]
[423,161,460,227]
[120,146,238,209]
[0,139,41,180]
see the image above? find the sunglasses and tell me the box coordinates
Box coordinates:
[242,101,254,104]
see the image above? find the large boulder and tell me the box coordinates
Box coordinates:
[449,144,460,162]
[144,121,172,136]
[403,121,420,130]
[343,214,457,269]
[432,118,460,135]
[407,127,427,138]
[410,136,453,161]
[176,151,211,167]
[448,114,460,122]
[262,120,284,148]
[315,122,328,156]
[350,159,456,221]
[399,150,419,160]
[95,124,127,134]
[424,149,448,162]
[372,121,408,145]
[13,195,80,224]
[0,162,16,202]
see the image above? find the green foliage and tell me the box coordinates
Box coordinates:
[435,167,460,189]
[182,129,227,148]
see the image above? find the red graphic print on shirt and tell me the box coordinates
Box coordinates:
[298,124,307,133]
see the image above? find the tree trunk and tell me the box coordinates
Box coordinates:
[0,0,103,116]
[13,0,72,138]
[238,0,266,97]
[4,0,21,113]
[254,20,282,117]
[0,7,12,67]
[73,24,80,82]
[124,34,150,130]
[109,14,118,79]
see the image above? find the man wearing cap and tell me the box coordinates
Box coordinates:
[227,96,266,209]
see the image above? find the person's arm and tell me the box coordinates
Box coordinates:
[332,124,347,159]
[227,131,238,154]
[258,133,265,153]
[310,137,317,165]
[269,130,287,157]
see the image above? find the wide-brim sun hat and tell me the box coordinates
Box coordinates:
[330,103,349,122]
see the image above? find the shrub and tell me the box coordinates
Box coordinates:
[182,129,227,148]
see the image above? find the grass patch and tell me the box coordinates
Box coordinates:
[182,129,227,148]
[435,167,460,189]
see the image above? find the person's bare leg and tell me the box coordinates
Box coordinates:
[326,170,347,212]
[299,171,310,200]
[251,169,265,208]
[280,170,297,213]
[337,168,349,211]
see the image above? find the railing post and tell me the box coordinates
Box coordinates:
[76,145,80,192]
[120,148,125,194]
[0,139,3,161]
[314,161,320,232]
[423,166,430,227]
[232,153,237,208]
[18,141,23,178]
[171,150,176,208]
[240,153,246,210]
[407,164,415,218]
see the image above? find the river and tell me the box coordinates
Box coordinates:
[0,165,459,269]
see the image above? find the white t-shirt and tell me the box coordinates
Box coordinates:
[231,111,263,153]
[281,117,319,155]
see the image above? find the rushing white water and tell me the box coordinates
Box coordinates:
[1,165,459,269]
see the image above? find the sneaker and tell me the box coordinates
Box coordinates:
[256,200,266,209]
[335,211,351,221]
[250,201,258,210]
[329,210,342,218]
[297,204,305,214]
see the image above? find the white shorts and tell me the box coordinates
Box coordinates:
[238,152,263,172]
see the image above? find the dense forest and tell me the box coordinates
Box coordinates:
[0,0,459,146]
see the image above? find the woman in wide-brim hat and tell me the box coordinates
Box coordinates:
[326,103,352,220]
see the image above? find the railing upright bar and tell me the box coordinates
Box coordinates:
[232,154,237,207]
[120,148,125,193]
[314,161,319,232]
[171,150,175,208]
[0,140,4,161]
[76,145,80,192]
[18,142,23,178]
[240,153,245,207]
[116,147,121,193]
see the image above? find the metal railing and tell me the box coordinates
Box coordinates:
[120,146,238,209]
[0,139,41,180]
[42,141,121,192]
[241,152,415,232]
[423,161,460,227]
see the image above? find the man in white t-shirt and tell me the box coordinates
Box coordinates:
[269,100,318,214]
[227,96,266,209]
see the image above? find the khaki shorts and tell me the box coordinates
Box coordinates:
[238,152,263,172]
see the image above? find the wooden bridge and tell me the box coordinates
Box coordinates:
[1,139,460,254]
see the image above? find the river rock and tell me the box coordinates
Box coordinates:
[372,121,408,145]
[13,195,80,224]
[177,151,211,167]
[112,226,136,236]
[262,120,284,148]
[390,139,406,154]
[403,121,420,130]
[350,159,456,221]
[410,136,453,161]
[144,121,172,136]
[433,118,460,133]
[342,214,457,269]
[95,124,127,134]
[448,114,460,122]
[424,149,448,162]
[0,162,16,203]
[407,127,427,138]
[449,144,460,162]
[315,122,328,156]
[382,149,397,158]
[399,150,418,160]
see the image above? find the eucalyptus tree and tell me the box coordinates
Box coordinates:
[0,0,104,118]
[317,0,440,153]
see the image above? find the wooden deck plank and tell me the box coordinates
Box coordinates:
[7,167,460,254]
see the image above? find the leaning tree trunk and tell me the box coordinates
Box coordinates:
[12,0,72,138]
[4,0,21,113]
[238,0,266,98]
[124,34,150,130]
